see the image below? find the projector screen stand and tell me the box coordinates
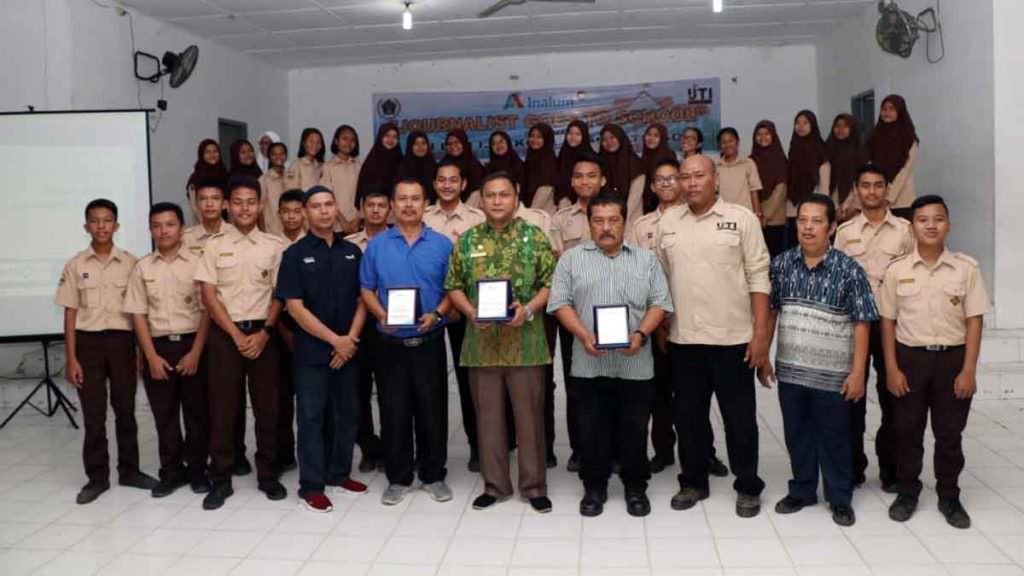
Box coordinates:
[0,339,78,429]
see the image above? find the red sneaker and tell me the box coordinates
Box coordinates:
[339,479,368,495]
[302,492,333,513]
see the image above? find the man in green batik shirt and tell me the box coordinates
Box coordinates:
[446,171,557,514]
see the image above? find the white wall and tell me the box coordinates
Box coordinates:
[287,45,818,160]
[816,0,995,293]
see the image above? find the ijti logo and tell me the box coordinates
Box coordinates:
[377,98,401,118]
[503,92,576,110]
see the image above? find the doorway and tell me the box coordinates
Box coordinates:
[851,90,875,143]
[218,118,248,161]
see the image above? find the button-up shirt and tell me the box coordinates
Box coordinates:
[285,156,322,191]
[183,221,236,258]
[359,224,452,339]
[423,202,485,244]
[445,218,556,367]
[319,155,362,224]
[656,199,770,346]
[770,247,878,392]
[628,206,668,250]
[123,247,203,337]
[716,156,763,212]
[547,241,673,380]
[276,233,362,365]
[552,202,590,254]
[55,245,137,332]
[834,210,914,299]
[193,227,284,322]
[878,249,989,347]
[259,170,288,237]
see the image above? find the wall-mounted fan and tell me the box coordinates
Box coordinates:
[479,0,596,19]
[875,0,944,63]
[133,45,199,88]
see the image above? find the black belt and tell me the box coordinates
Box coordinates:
[76,329,132,336]
[909,344,965,352]
[379,329,444,348]
[234,320,266,331]
[154,332,197,343]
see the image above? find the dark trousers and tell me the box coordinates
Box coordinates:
[294,361,359,497]
[764,225,788,259]
[542,314,557,458]
[558,324,580,454]
[377,334,448,486]
[577,376,655,492]
[356,325,383,459]
[142,335,208,482]
[670,343,764,495]
[849,321,896,484]
[277,349,296,467]
[894,344,971,500]
[447,318,477,458]
[207,323,280,484]
[75,330,139,484]
[779,382,852,507]
[651,345,676,460]
[234,396,247,464]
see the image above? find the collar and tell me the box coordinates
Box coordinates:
[440,201,469,219]
[154,246,191,263]
[795,246,835,271]
[386,224,427,242]
[681,198,727,220]
[484,217,521,236]
[86,245,124,262]
[911,248,955,269]
[330,154,356,165]
[226,226,260,245]
[582,240,632,255]
[856,209,898,231]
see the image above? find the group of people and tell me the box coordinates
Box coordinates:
[56,92,987,532]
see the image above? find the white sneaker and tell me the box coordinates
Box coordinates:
[381,483,412,505]
[422,481,453,502]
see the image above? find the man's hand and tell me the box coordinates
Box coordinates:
[177,348,201,377]
[619,332,644,357]
[240,331,270,359]
[147,353,174,381]
[580,331,605,358]
[841,370,866,402]
[954,369,977,400]
[376,312,399,335]
[886,368,910,398]
[745,333,770,369]
[506,302,528,328]
[66,358,84,388]
[417,312,438,333]
[331,334,359,364]
[756,362,775,388]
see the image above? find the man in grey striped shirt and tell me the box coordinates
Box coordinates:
[547,193,673,518]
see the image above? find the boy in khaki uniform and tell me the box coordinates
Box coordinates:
[124,202,210,498]
[56,199,157,504]
[879,194,988,529]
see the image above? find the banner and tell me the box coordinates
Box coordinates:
[372,77,721,161]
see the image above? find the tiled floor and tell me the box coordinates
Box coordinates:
[2,374,1024,575]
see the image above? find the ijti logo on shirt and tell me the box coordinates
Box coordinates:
[82,272,90,280]
[950,295,961,306]
[717,222,737,232]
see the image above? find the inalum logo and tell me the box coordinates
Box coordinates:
[503,93,525,110]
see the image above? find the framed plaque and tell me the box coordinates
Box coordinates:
[476,278,513,322]
[386,286,419,327]
[594,304,631,349]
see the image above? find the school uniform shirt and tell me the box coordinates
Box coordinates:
[716,156,763,212]
[552,202,590,255]
[834,210,914,300]
[285,156,322,191]
[123,248,203,337]
[888,142,918,210]
[878,249,989,347]
[762,183,788,227]
[259,169,288,237]
[55,246,137,332]
[628,205,669,250]
[319,155,362,226]
[655,199,771,346]
[515,203,558,251]
[182,221,236,259]
[423,202,485,244]
[193,227,285,323]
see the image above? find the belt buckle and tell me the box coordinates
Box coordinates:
[404,337,423,347]
[168,334,182,342]
[238,320,253,331]
[925,344,946,352]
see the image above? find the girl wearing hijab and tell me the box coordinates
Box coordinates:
[442,129,484,207]
[681,127,704,158]
[256,131,281,173]
[750,120,789,257]
[867,94,919,219]
[285,127,325,191]
[599,123,644,227]
[186,138,228,221]
[826,113,870,222]
[260,142,290,236]
[787,110,832,247]
[398,131,437,203]
[320,124,362,234]
[484,130,525,191]
[639,123,677,214]
[522,123,559,214]
[716,127,763,216]
[228,139,263,179]
[556,120,594,209]
[356,123,404,210]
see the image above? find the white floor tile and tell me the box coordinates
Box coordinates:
[716,538,791,568]
[0,521,44,547]
[580,538,648,568]
[228,558,303,575]
[364,563,437,576]
[781,536,862,566]
[847,534,935,565]
[919,533,1011,564]
[33,550,114,576]
[647,536,720,569]
[97,553,178,576]
[510,538,580,568]
[311,535,386,563]
[164,556,240,576]
[297,561,370,576]
[249,532,325,561]
[130,527,209,555]
[189,530,265,558]
[375,536,450,565]
[442,536,514,566]
[17,523,94,549]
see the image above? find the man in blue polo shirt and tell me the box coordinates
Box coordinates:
[276,185,368,513]
[360,178,454,506]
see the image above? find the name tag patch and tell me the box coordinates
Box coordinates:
[847,238,862,244]
[716,221,737,232]
[898,278,915,284]
[303,257,316,264]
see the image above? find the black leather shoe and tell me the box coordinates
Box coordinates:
[258,480,287,501]
[190,476,211,494]
[202,483,233,510]
[467,458,480,473]
[938,498,971,529]
[831,504,856,526]
[625,491,651,517]
[529,496,553,514]
[579,488,607,517]
[852,474,866,488]
[649,454,674,474]
[881,480,899,494]
[736,493,761,518]
[151,476,187,498]
[119,471,159,491]
[566,453,580,473]
[232,456,253,477]
[546,453,557,469]
[888,494,918,522]
[472,493,500,510]
[774,495,812,515]
[708,455,729,478]
[76,481,110,505]
[670,487,709,511]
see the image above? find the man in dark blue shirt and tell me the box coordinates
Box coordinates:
[360,178,454,506]
[276,185,368,513]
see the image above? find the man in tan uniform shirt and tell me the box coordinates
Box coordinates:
[195,175,287,510]
[124,202,211,498]
[56,199,157,505]
[879,194,987,529]
[655,154,772,518]
[833,164,914,491]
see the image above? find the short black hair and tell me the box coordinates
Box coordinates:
[435,156,463,177]
[572,152,604,175]
[796,193,836,225]
[279,189,304,208]
[194,177,225,195]
[267,141,288,164]
[653,157,680,172]
[226,175,262,200]
[298,127,326,163]
[910,194,949,217]
[85,198,118,221]
[717,127,740,143]
[684,127,704,148]
[362,186,391,203]
[480,170,518,190]
[392,177,427,198]
[149,202,183,224]
[855,163,890,185]
[330,124,359,157]
[587,193,627,221]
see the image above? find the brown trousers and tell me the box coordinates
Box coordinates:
[75,330,139,484]
[207,323,280,484]
[469,366,547,499]
[142,335,208,481]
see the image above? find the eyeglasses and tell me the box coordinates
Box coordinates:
[653,175,678,186]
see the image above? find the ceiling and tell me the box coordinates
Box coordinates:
[119,0,873,68]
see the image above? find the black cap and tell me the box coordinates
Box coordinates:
[302,185,334,205]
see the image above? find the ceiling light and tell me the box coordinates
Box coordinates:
[402,2,413,30]
[713,0,723,13]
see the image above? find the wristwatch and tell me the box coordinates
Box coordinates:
[524,306,535,323]
[633,330,648,346]
[431,310,444,323]
[262,324,276,335]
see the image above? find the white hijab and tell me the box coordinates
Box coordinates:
[256,130,281,173]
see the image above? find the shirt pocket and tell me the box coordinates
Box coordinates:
[943,283,967,310]
[254,257,275,286]
[659,232,677,250]
[843,240,867,258]
[215,253,241,284]
[895,281,921,298]
[109,278,129,312]
[621,270,651,310]
[79,276,100,309]
[709,232,741,264]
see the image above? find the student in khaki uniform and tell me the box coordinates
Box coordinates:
[195,175,287,510]
[124,202,211,498]
[278,189,307,246]
[879,194,988,529]
[259,142,289,236]
[57,199,158,505]
[834,164,914,492]
[715,127,763,216]
[656,154,772,518]
[320,125,362,234]
[345,187,391,472]
[286,128,325,191]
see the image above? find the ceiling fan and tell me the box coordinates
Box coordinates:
[478,0,597,19]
